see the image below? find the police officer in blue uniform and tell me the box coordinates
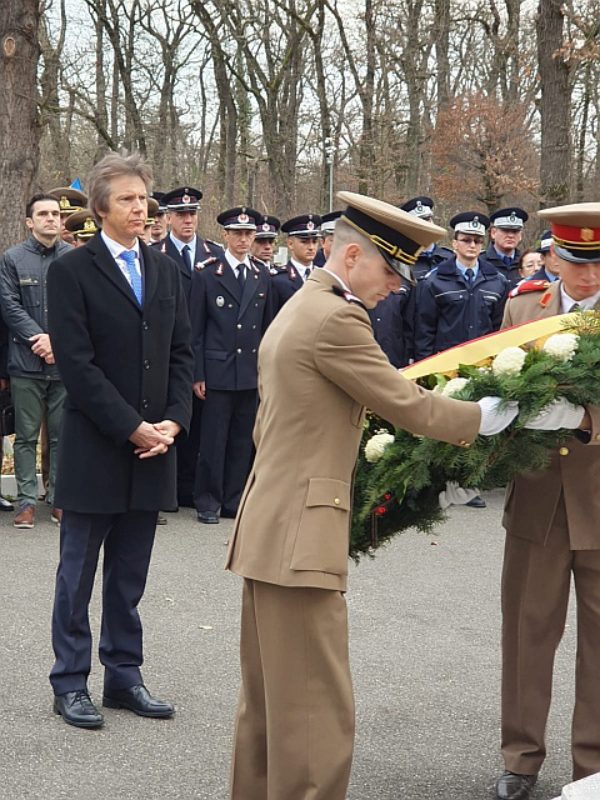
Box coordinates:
[251,214,280,267]
[313,210,341,267]
[400,196,453,281]
[481,207,529,287]
[271,214,322,313]
[191,207,274,524]
[414,211,509,361]
[151,187,222,507]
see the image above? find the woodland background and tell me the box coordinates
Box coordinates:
[1,0,599,251]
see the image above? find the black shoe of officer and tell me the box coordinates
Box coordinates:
[54,690,104,729]
[197,511,219,524]
[495,770,537,800]
[465,494,486,508]
[103,684,174,718]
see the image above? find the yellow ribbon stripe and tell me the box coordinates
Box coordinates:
[402,313,578,380]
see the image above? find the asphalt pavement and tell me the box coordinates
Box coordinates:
[0,489,576,800]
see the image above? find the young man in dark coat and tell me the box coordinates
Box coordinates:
[46,153,193,729]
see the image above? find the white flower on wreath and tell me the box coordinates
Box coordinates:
[441,377,470,397]
[491,346,527,377]
[542,332,579,362]
[364,430,395,463]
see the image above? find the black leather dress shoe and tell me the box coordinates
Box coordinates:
[197,511,219,524]
[495,770,537,800]
[465,494,486,508]
[103,684,174,718]
[54,690,104,729]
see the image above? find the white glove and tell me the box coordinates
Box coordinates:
[477,397,519,436]
[523,398,585,430]
[438,482,481,510]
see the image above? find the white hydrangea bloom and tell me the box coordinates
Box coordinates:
[542,332,579,362]
[364,431,395,463]
[491,346,527,377]
[441,377,470,397]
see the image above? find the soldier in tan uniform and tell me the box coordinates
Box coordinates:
[495,203,600,800]
[226,192,519,800]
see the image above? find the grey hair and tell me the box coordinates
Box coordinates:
[330,218,381,260]
[88,153,153,224]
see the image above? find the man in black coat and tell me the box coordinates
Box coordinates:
[47,153,193,730]
[191,206,274,524]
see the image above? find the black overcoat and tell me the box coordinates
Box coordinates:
[47,233,193,513]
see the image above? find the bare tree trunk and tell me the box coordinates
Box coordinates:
[537,0,571,206]
[0,0,41,252]
[434,0,451,113]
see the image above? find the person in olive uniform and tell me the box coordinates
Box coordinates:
[226,190,518,800]
[495,203,600,800]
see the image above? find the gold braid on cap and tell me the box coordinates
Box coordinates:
[553,234,600,249]
[342,215,421,265]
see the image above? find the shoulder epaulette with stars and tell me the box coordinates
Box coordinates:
[193,255,219,271]
[509,279,550,299]
[331,284,367,310]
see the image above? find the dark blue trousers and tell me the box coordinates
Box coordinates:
[49,509,158,696]
[175,392,203,507]
[194,388,257,515]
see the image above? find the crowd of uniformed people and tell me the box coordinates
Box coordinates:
[0,183,552,529]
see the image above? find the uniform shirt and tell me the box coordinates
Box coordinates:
[292,258,313,282]
[224,248,251,279]
[169,233,197,270]
[560,286,600,313]
[101,231,141,286]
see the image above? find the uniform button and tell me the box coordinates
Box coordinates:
[236,348,242,354]
[334,497,340,505]
[142,399,149,409]
[559,446,569,456]
[143,359,150,370]
[228,303,233,308]
[252,324,256,330]
[252,348,256,353]
[237,323,242,329]
[142,321,149,331]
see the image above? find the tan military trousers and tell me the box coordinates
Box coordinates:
[501,494,600,781]
[230,578,355,800]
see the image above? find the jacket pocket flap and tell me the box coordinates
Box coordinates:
[306,477,351,511]
[205,349,227,361]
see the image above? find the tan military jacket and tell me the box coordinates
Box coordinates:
[502,280,600,548]
[226,267,481,590]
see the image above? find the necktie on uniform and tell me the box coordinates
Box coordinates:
[465,268,474,287]
[304,267,311,280]
[237,264,246,287]
[182,244,193,272]
[120,250,142,304]
[502,255,512,266]
[570,302,581,312]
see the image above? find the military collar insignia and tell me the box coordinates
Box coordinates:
[331,284,367,310]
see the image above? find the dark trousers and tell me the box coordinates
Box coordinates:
[176,393,203,507]
[194,388,256,515]
[50,509,158,696]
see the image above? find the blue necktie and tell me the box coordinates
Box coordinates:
[182,244,193,272]
[502,255,512,266]
[120,250,142,304]
[465,268,474,287]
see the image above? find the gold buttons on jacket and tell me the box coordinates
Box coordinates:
[559,447,569,456]
[334,497,341,505]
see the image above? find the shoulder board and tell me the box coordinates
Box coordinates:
[509,279,550,298]
[194,256,219,271]
[289,266,298,281]
[332,284,367,310]
[249,255,265,271]
[205,238,223,249]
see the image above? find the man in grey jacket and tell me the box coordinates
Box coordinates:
[0,193,71,528]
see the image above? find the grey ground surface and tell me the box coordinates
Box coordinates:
[0,489,576,800]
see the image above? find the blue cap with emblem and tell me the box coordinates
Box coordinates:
[401,196,434,220]
[163,186,203,210]
[490,207,528,229]
[254,214,280,239]
[217,206,260,230]
[281,214,322,237]
[336,190,446,281]
[449,211,490,237]
[538,229,553,253]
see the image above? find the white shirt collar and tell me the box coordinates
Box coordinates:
[169,232,196,254]
[560,283,600,313]
[224,249,250,272]
[101,230,140,260]
[291,257,313,279]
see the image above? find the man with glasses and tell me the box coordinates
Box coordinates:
[414,211,509,361]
